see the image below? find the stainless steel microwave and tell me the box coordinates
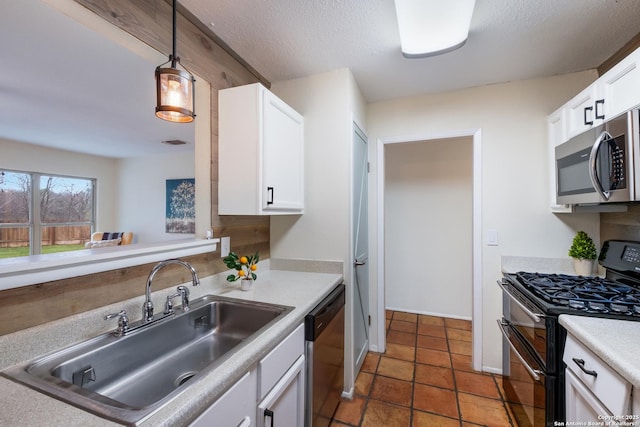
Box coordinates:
[555,109,640,205]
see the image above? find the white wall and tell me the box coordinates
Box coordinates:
[116,152,194,243]
[385,137,473,318]
[270,68,367,393]
[0,138,118,229]
[367,71,601,372]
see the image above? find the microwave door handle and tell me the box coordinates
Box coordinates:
[589,131,612,201]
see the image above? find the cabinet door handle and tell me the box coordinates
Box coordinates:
[584,106,594,126]
[572,358,598,377]
[264,408,274,427]
[267,187,274,205]
[595,99,605,120]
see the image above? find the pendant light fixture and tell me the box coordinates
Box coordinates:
[394,0,475,58]
[155,0,195,123]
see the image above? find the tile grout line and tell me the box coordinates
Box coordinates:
[443,321,465,427]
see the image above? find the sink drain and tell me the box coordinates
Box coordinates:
[175,372,197,387]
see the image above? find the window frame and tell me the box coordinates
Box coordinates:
[0,169,96,256]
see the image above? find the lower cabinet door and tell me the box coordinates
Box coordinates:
[565,368,611,423]
[190,371,255,427]
[257,355,305,427]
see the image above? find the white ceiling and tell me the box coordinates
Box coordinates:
[181,0,640,102]
[0,1,194,159]
[2,1,640,159]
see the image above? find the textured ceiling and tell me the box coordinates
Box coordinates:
[2,1,640,158]
[181,0,640,102]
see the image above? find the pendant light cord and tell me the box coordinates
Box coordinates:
[171,0,177,68]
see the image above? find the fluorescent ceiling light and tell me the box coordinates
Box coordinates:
[394,0,476,58]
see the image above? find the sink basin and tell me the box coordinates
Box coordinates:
[2,295,293,425]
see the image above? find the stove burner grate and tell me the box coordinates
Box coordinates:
[515,272,640,317]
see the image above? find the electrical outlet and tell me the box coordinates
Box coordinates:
[220,236,230,257]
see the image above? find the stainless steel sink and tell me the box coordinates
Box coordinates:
[2,295,293,425]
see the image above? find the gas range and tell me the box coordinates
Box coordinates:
[507,271,640,319]
[504,240,640,320]
[499,239,640,427]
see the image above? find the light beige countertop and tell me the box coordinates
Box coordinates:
[559,315,640,388]
[0,259,343,426]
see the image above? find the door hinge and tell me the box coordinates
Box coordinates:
[367,162,370,173]
[368,315,371,326]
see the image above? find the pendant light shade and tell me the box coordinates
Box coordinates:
[394,0,475,58]
[155,0,195,123]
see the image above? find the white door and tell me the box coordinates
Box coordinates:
[352,124,369,370]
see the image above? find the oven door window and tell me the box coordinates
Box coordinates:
[499,320,549,427]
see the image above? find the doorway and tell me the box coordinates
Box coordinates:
[375,129,482,370]
[385,137,472,318]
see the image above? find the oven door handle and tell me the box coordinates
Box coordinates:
[497,319,545,382]
[497,280,544,322]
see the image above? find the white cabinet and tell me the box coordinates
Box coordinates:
[257,324,305,427]
[219,83,304,215]
[257,356,305,427]
[566,83,600,138]
[563,333,632,423]
[599,46,640,120]
[190,371,256,427]
[564,46,640,140]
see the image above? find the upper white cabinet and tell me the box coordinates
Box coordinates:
[219,83,304,215]
[566,83,600,138]
[599,47,640,120]
[565,46,640,139]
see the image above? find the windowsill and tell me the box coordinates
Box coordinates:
[0,238,219,291]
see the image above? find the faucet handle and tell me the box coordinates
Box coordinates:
[104,310,129,336]
[164,292,181,315]
[176,286,190,312]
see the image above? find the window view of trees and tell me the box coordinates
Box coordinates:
[0,170,95,259]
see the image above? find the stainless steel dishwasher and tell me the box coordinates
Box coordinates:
[305,283,345,427]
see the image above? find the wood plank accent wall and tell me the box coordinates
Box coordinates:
[0,0,271,336]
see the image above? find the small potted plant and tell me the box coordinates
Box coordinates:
[568,231,597,276]
[223,251,259,291]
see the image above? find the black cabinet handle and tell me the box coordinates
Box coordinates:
[572,358,598,377]
[264,408,274,426]
[595,99,605,120]
[584,106,594,126]
[267,187,274,205]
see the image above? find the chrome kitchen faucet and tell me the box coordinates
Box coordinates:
[143,259,200,322]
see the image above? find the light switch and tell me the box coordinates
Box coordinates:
[487,229,499,246]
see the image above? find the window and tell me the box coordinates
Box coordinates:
[0,170,95,259]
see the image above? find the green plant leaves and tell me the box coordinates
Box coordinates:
[568,231,597,260]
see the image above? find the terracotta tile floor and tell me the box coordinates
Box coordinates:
[331,310,517,427]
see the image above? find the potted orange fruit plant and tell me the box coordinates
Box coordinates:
[223,251,259,291]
